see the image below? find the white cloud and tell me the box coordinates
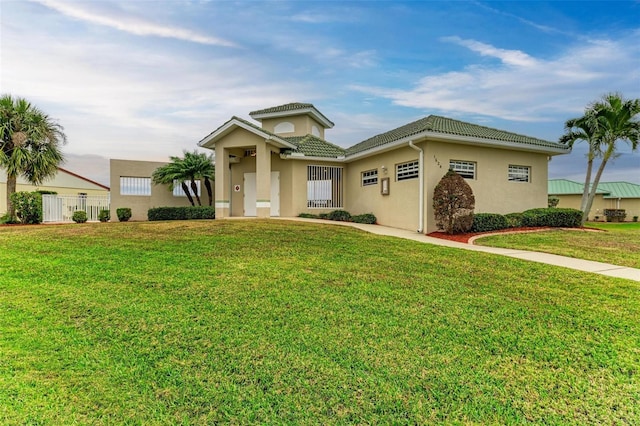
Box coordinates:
[352,35,640,122]
[31,0,238,47]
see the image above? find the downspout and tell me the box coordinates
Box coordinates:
[408,141,424,233]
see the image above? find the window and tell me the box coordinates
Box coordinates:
[508,165,530,182]
[396,160,419,181]
[361,169,378,186]
[449,160,476,179]
[274,121,294,134]
[120,177,151,196]
[173,180,201,197]
[307,165,343,208]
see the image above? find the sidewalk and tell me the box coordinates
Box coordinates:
[277,217,640,282]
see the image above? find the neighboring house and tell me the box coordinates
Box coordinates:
[110,159,209,221]
[0,167,109,215]
[549,179,640,221]
[198,102,570,233]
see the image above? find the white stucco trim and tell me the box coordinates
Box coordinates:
[215,201,230,208]
[256,201,271,208]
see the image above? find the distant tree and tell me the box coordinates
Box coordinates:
[151,151,214,207]
[560,93,639,225]
[0,94,66,220]
[433,169,475,234]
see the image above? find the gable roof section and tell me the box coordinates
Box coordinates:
[58,168,110,191]
[284,135,346,158]
[198,116,297,150]
[249,102,335,129]
[347,115,569,157]
[548,179,640,198]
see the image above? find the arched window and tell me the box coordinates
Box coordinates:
[311,125,320,137]
[274,121,294,134]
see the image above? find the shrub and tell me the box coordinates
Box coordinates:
[147,206,215,221]
[98,209,110,222]
[116,208,132,222]
[604,209,626,222]
[634,216,638,222]
[0,213,20,224]
[433,170,475,234]
[521,208,582,228]
[328,210,351,222]
[298,213,319,219]
[471,213,508,232]
[318,213,329,219]
[505,212,524,228]
[351,213,377,224]
[547,196,560,208]
[10,191,42,224]
[72,210,88,223]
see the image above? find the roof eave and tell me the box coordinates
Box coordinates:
[198,118,297,150]
[280,153,346,162]
[250,107,335,129]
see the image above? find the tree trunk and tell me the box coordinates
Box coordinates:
[204,177,213,206]
[181,182,195,206]
[579,156,594,224]
[6,174,17,219]
[582,142,615,226]
[191,179,202,206]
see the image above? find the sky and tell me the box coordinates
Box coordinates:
[1,0,639,187]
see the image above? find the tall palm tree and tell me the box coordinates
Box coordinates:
[561,93,640,225]
[0,94,66,219]
[151,156,196,206]
[151,151,214,206]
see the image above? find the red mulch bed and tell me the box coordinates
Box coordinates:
[427,226,602,244]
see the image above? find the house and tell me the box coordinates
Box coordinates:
[198,102,570,233]
[109,159,209,221]
[0,167,109,216]
[549,179,640,221]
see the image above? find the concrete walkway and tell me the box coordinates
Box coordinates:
[277,217,640,282]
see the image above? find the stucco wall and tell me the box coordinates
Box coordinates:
[260,116,325,138]
[554,193,640,221]
[110,159,201,221]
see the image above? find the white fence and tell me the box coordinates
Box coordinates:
[42,194,110,223]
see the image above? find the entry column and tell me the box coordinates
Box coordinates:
[214,145,230,218]
[255,142,271,218]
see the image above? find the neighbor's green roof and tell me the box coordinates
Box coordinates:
[347,115,568,156]
[284,135,346,158]
[548,179,640,198]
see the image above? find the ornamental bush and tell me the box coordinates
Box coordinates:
[604,209,626,222]
[116,208,132,222]
[147,206,215,221]
[505,212,524,228]
[351,213,377,224]
[98,209,110,222]
[72,210,88,223]
[521,208,582,228]
[298,213,319,219]
[327,210,352,222]
[471,213,508,232]
[433,170,475,234]
[10,191,42,224]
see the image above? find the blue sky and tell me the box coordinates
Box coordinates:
[2,0,639,186]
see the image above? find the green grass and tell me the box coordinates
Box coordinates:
[475,222,640,269]
[1,220,639,424]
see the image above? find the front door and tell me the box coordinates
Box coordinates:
[244,172,280,217]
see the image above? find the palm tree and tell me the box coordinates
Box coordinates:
[0,94,66,219]
[151,151,214,206]
[151,156,196,206]
[560,93,640,225]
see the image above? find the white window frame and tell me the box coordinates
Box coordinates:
[173,180,202,197]
[120,177,151,196]
[396,160,419,181]
[449,160,476,179]
[508,165,531,182]
[361,169,378,186]
[306,165,343,209]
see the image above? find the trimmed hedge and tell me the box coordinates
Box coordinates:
[297,211,377,224]
[148,206,215,221]
[471,213,508,232]
[116,208,132,222]
[72,210,88,223]
[328,210,352,222]
[98,209,110,222]
[521,208,582,228]
[505,212,524,228]
[351,213,377,224]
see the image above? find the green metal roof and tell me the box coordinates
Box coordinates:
[347,115,568,156]
[284,135,346,158]
[598,182,640,199]
[548,179,640,198]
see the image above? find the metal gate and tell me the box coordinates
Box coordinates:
[42,194,110,223]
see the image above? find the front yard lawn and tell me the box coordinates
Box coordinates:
[475,222,640,268]
[1,220,638,424]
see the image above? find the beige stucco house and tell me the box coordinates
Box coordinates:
[199,103,570,233]
[549,179,640,221]
[109,159,209,221]
[0,167,109,215]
